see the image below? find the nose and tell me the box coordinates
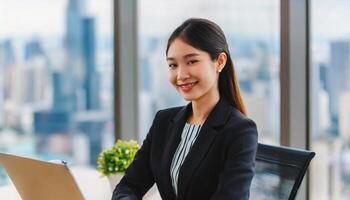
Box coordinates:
[177,65,190,80]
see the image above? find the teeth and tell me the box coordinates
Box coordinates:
[180,82,195,88]
[183,83,193,86]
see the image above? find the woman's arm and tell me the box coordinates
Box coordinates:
[112,111,161,200]
[210,118,258,200]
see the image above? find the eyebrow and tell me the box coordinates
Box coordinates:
[166,53,200,61]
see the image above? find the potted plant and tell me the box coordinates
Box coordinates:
[97,139,140,190]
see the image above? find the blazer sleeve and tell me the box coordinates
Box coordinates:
[210,118,258,200]
[111,111,161,200]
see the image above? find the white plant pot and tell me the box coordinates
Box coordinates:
[108,173,162,200]
[108,173,124,191]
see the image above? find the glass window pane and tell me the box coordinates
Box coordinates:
[0,0,114,186]
[138,0,280,145]
[310,0,350,199]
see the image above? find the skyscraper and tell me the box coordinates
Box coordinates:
[328,41,350,133]
[61,0,87,112]
[1,39,16,67]
[24,39,44,61]
[62,0,100,112]
[65,0,85,59]
[52,71,76,111]
[82,17,100,110]
[0,67,3,126]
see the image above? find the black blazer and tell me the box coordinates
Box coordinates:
[112,98,258,200]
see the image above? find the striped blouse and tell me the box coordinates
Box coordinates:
[170,122,203,196]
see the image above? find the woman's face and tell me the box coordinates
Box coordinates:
[166,38,225,102]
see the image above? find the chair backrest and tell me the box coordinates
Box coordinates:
[250,143,315,200]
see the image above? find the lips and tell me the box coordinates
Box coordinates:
[178,81,198,92]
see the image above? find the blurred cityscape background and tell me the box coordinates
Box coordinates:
[0,0,350,199]
[0,0,115,184]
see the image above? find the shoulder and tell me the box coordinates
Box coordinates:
[153,105,184,122]
[219,107,258,155]
[224,107,258,139]
[228,108,257,128]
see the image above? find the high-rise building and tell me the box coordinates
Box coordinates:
[312,63,321,137]
[339,91,350,137]
[65,0,85,59]
[24,39,44,61]
[34,111,71,135]
[33,110,72,157]
[319,63,328,91]
[4,63,50,106]
[62,0,100,112]
[328,41,350,133]
[0,69,3,126]
[72,111,108,166]
[0,43,4,69]
[52,71,77,111]
[0,39,16,67]
[82,17,100,110]
[61,0,87,112]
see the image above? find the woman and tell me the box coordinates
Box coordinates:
[113,18,258,200]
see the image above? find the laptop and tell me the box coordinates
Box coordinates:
[0,152,85,200]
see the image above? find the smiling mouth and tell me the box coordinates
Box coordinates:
[178,81,198,92]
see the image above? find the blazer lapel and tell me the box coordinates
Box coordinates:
[176,98,232,200]
[160,104,191,200]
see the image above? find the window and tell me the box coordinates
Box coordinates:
[138,0,280,145]
[0,0,114,185]
[310,0,350,199]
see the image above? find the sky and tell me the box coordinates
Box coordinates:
[0,0,349,40]
[311,0,350,40]
[0,0,113,39]
[138,0,280,38]
[138,0,350,39]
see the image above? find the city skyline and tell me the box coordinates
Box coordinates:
[0,0,114,170]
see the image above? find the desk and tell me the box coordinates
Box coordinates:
[0,166,161,200]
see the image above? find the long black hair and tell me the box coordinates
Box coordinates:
[166,18,247,116]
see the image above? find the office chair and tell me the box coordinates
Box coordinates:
[250,143,315,200]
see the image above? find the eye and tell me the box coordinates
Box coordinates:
[168,63,177,69]
[187,60,198,65]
